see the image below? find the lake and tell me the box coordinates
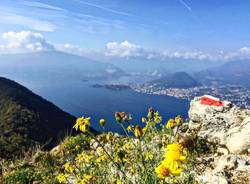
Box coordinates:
[4,75,190,134]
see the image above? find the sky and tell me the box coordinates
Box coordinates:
[0,0,250,60]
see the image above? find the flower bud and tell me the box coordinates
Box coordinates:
[147,107,155,119]
[99,119,106,127]
[115,112,122,123]
[134,125,143,138]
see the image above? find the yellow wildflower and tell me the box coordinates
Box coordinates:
[73,117,90,133]
[131,165,136,174]
[99,118,106,127]
[134,125,143,138]
[116,179,123,184]
[76,180,85,184]
[76,179,85,184]
[76,152,85,161]
[106,132,112,141]
[75,174,94,184]
[112,178,123,184]
[142,117,147,123]
[155,163,169,179]
[166,118,176,129]
[56,173,69,183]
[164,143,187,162]
[126,125,133,132]
[162,159,183,176]
[64,162,74,173]
[124,142,132,151]
[154,112,162,123]
[123,156,131,164]
[96,155,107,164]
[162,143,187,176]
[175,115,183,126]
[114,155,122,163]
[145,152,153,161]
[155,143,187,179]
[76,152,93,164]
[142,124,149,133]
[85,155,94,163]
[193,178,198,184]
[83,174,93,182]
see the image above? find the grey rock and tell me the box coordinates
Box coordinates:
[197,155,250,184]
[189,96,250,184]
[189,96,250,154]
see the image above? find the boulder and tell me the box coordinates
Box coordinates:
[226,117,250,154]
[188,96,250,154]
[189,96,250,184]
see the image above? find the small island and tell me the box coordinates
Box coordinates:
[90,84,131,91]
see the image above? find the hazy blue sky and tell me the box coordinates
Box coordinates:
[0,0,250,60]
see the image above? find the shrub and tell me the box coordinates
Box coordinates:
[56,109,196,184]
[1,108,198,184]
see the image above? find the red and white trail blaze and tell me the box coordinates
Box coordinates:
[200,95,223,107]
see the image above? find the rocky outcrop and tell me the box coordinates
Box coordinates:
[188,96,250,184]
[196,155,250,184]
[189,96,250,154]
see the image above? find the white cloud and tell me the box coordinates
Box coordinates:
[1,31,250,62]
[208,47,250,61]
[162,50,216,60]
[0,31,54,53]
[105,40,143,58]
[162,47,250,61]
[104,40,221,61]
[56,43,84,53]
[105,41,250,61]
[239,47,250,55]
[55,43,94,56]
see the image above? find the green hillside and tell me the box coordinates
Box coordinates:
[0,77,76,158]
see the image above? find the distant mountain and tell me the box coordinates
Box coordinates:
[195,60,250,87]
[104,57,225,78]
[150,72,200,88]
[0,77,77,158]
[0,51,126,83]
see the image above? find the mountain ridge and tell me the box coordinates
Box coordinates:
[149,72,200,88]
[195,59,250,87]
[0,51,126,82]
[0,76,77,158]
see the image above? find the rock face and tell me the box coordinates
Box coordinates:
[196,155,250,184]
[189,96,250,154]
[188,96,250,184]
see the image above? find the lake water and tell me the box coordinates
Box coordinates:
[5,75,190,134]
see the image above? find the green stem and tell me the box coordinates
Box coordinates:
[139,138,149,183]
[119,123,148,183]
[119,123,138,149]
[88,132,123,173]
[143,120,151,137]
[120,123,130,137]
[174,125,180,142]
[87,131,132,183]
